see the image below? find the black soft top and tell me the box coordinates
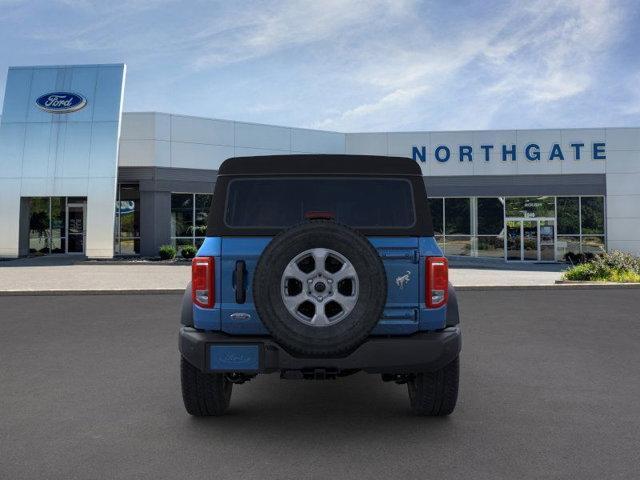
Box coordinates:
[217,154,423,176]
[208,154,432,237]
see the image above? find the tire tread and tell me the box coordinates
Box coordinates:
[408,357,459,416]
[181,357,232,416]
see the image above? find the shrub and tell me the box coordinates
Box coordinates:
[159,244,177,260]
[563,250,640,282]
[563,263,597,281]
[594,250,640,273]
[563,252,595,265]
[181,244,197,259]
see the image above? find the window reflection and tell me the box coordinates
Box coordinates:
[114,184,140,255]
[429,195,605,260]
[171,192,213,250]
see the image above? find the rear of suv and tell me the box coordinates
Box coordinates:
[179,154,461,416]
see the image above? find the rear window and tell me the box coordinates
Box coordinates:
[225,177,415,229]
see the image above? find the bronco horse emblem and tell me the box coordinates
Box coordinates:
[395,270,411,289]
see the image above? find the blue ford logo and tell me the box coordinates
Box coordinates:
[35,92,87,114]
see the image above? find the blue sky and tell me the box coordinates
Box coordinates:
[0,0,639,131]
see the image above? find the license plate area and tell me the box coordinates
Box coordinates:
[208,344,261,372]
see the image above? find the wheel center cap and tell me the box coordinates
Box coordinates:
[314,282,326,293]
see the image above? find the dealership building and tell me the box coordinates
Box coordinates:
[1,63,639,261]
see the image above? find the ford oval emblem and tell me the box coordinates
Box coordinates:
[35,92,87,114]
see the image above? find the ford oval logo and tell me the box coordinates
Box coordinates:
[35,92,87,114]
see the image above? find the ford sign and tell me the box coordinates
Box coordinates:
[35,92,87,114]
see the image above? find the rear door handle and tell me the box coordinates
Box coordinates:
[233,260,247,304]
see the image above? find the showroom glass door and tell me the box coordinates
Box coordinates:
[66,203,86,254]
[506,220,522,260]
[505,218,556,261]
[522,220,538,261]
[539,220,556,261]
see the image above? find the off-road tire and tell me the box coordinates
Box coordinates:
[181,357,232,416]
[407,356,459,416]
[253,220,387,356]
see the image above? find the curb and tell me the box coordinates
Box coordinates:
[457,283,640,291]
[0,289,185,296]
[2,283,640,296]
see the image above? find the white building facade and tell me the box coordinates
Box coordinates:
[1,64,639,261]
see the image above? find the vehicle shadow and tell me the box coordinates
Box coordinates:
[179,372,457,442]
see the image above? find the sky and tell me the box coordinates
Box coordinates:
[0,0,639,132]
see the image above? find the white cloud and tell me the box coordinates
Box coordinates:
[1,0,631,131]
[315,0,625,130]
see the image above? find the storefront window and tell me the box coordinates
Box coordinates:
[27,196,84,255]
[445,198,470,235]
[431,194,607,260]
[171,193,213,250]
[557,197,579,235]
[50,197,66,254]
[29,198,50,254]
[505,196,555,218]
[444,236,471,256]
[557,236,581,258]
[581,197,605,234]
[477,198,504,235]
[171,193,193,238]
[428,198,443,235]
[582,236,606,254]
[114,184,140,255]
[477,235,504,258]
[195,194,213,238]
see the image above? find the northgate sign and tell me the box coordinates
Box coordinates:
[411,142,606,163]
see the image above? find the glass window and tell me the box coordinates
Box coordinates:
[171,193,213,250]
[477,198,504,235]
[444,235,471,256]
[114,184,140,255]
[171,194,194,238]
[27,196,83,255]
[195,194,212,239]
[557,197,579,235]
[581,197,605,234]
[444,198,470,235]
[119,185,140,238]
[429,198,443,235]
[582,236,606,254]
[557,236,581,259]
[477,235,504,258]
[505,196,555,218]
[29,197,50,254]
[225,178,415,228]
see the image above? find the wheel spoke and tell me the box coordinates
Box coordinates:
[282,262,306,282]
[334,293,357,312]
[333,263,356,282]
[310,308,331,326]
[311,248,328,274]
[281,291,307,311]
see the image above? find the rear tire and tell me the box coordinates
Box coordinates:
[407,357,459,416]
[181,357,232,416]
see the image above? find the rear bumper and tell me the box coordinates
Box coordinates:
[179,326,461,375]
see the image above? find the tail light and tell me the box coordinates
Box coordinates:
[192,257,215,308]
[426,256,448,308]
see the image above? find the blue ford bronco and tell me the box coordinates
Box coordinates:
[179,155,461,416]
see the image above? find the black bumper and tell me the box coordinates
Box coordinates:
[179,326,461,375]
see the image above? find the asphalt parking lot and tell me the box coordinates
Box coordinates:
[1,289,639,480]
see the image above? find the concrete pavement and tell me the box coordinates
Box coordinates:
[0,256,565,293]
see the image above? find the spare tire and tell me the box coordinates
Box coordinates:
[253,220,387,356]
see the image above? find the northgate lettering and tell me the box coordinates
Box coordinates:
[411,143,606,163]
